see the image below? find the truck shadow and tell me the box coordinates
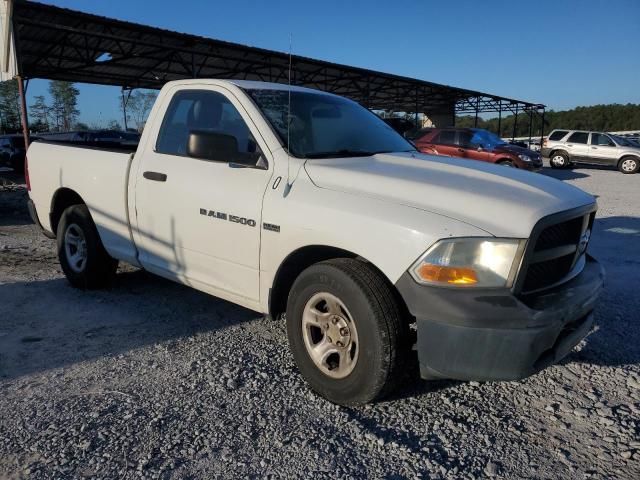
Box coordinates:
[569,215,640,368]
[540,166,590,180]
[0,269,258,381]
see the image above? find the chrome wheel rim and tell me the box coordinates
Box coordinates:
[64,223,88,273]
[552,155,565,166]
[622,159,636,172]
[301,292,359,379]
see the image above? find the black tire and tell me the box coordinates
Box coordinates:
[286,258,409,405]
[57,204,118,289]
[497,159,515,167]
[549,151,569,169]
[618,156,639,174]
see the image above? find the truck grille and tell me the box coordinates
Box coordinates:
[519,212,594,294]
[535,216,584,251]
[522,253,575,292]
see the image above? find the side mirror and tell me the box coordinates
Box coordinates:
[187,130,264,168]
[477,145,483,151]
[188,130,239,162]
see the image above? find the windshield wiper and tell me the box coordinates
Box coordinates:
[305,149,376,159]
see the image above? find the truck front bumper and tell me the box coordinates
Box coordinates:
[395,255,604,381]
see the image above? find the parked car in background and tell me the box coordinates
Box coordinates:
[542,129,640,174]
[411,127,543,171]
[508,140,528,149]
[39,130,141,147]
[528,141,541,152]
[382,117,415,137]
[0,134,40,173]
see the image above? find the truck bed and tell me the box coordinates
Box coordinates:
[27,140,138,265]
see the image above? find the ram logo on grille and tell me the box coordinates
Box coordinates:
[578,229,591,254]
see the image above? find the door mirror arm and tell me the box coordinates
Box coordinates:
[229,153,267,170]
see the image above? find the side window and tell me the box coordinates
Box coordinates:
[456,131,474,148]
[156,89,257,157]
[549,130,569,141]
[591,133,615,147]
[567,132,589,144]
[436,130,456,145]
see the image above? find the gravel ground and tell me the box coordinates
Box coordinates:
[0,163,639,479]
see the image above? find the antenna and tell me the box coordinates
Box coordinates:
[286,33,292,188]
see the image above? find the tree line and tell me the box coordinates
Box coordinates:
[455,103,640,137]
[0,79,157,134]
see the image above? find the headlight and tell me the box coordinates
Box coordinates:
[518,154,531,162]
[410,238,526,288]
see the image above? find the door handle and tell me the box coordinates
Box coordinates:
[143,171,167,182]
[591,147,597,149]
[457,148,465,153]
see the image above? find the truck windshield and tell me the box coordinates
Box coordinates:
[245,88,415,158]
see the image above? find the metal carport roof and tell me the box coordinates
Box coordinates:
[9,0,543,119]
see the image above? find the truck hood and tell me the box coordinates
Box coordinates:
[304,152,595,237]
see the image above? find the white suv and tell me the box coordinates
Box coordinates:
[542,129,640,174]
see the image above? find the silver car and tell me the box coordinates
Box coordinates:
[541,129,640,174]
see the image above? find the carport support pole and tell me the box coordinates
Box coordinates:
[498,103,502,137]
[121,90,128,131]
[17,76,30,148]
[474,98,479,128]
[512,105,519,141]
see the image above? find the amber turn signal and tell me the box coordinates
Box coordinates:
[415,264,478,285]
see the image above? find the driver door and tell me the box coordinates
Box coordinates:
[133,86,272,305]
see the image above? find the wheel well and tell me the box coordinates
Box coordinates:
[50,188,86,235]
[268,245,411,324]
[497,158,514,165]
[549,149,567,159]
[268,246,357,319]
[619,155,639,165]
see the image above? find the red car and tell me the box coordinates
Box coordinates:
[411,127,543,171]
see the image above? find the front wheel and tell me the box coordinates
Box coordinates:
[57,204,118,289]
[286,258,409,405]
[497,160,515,167]
[619,157,639,174]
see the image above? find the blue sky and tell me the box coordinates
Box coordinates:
[27,0,640,126]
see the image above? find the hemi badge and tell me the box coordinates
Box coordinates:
[263,223,280,233]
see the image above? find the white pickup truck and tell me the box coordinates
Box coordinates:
[26,80,604,405]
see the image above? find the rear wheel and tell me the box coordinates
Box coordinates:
[550,152,569,169]
[286,258,409,405]
[57,204,118,289]
[618,156,639,174]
